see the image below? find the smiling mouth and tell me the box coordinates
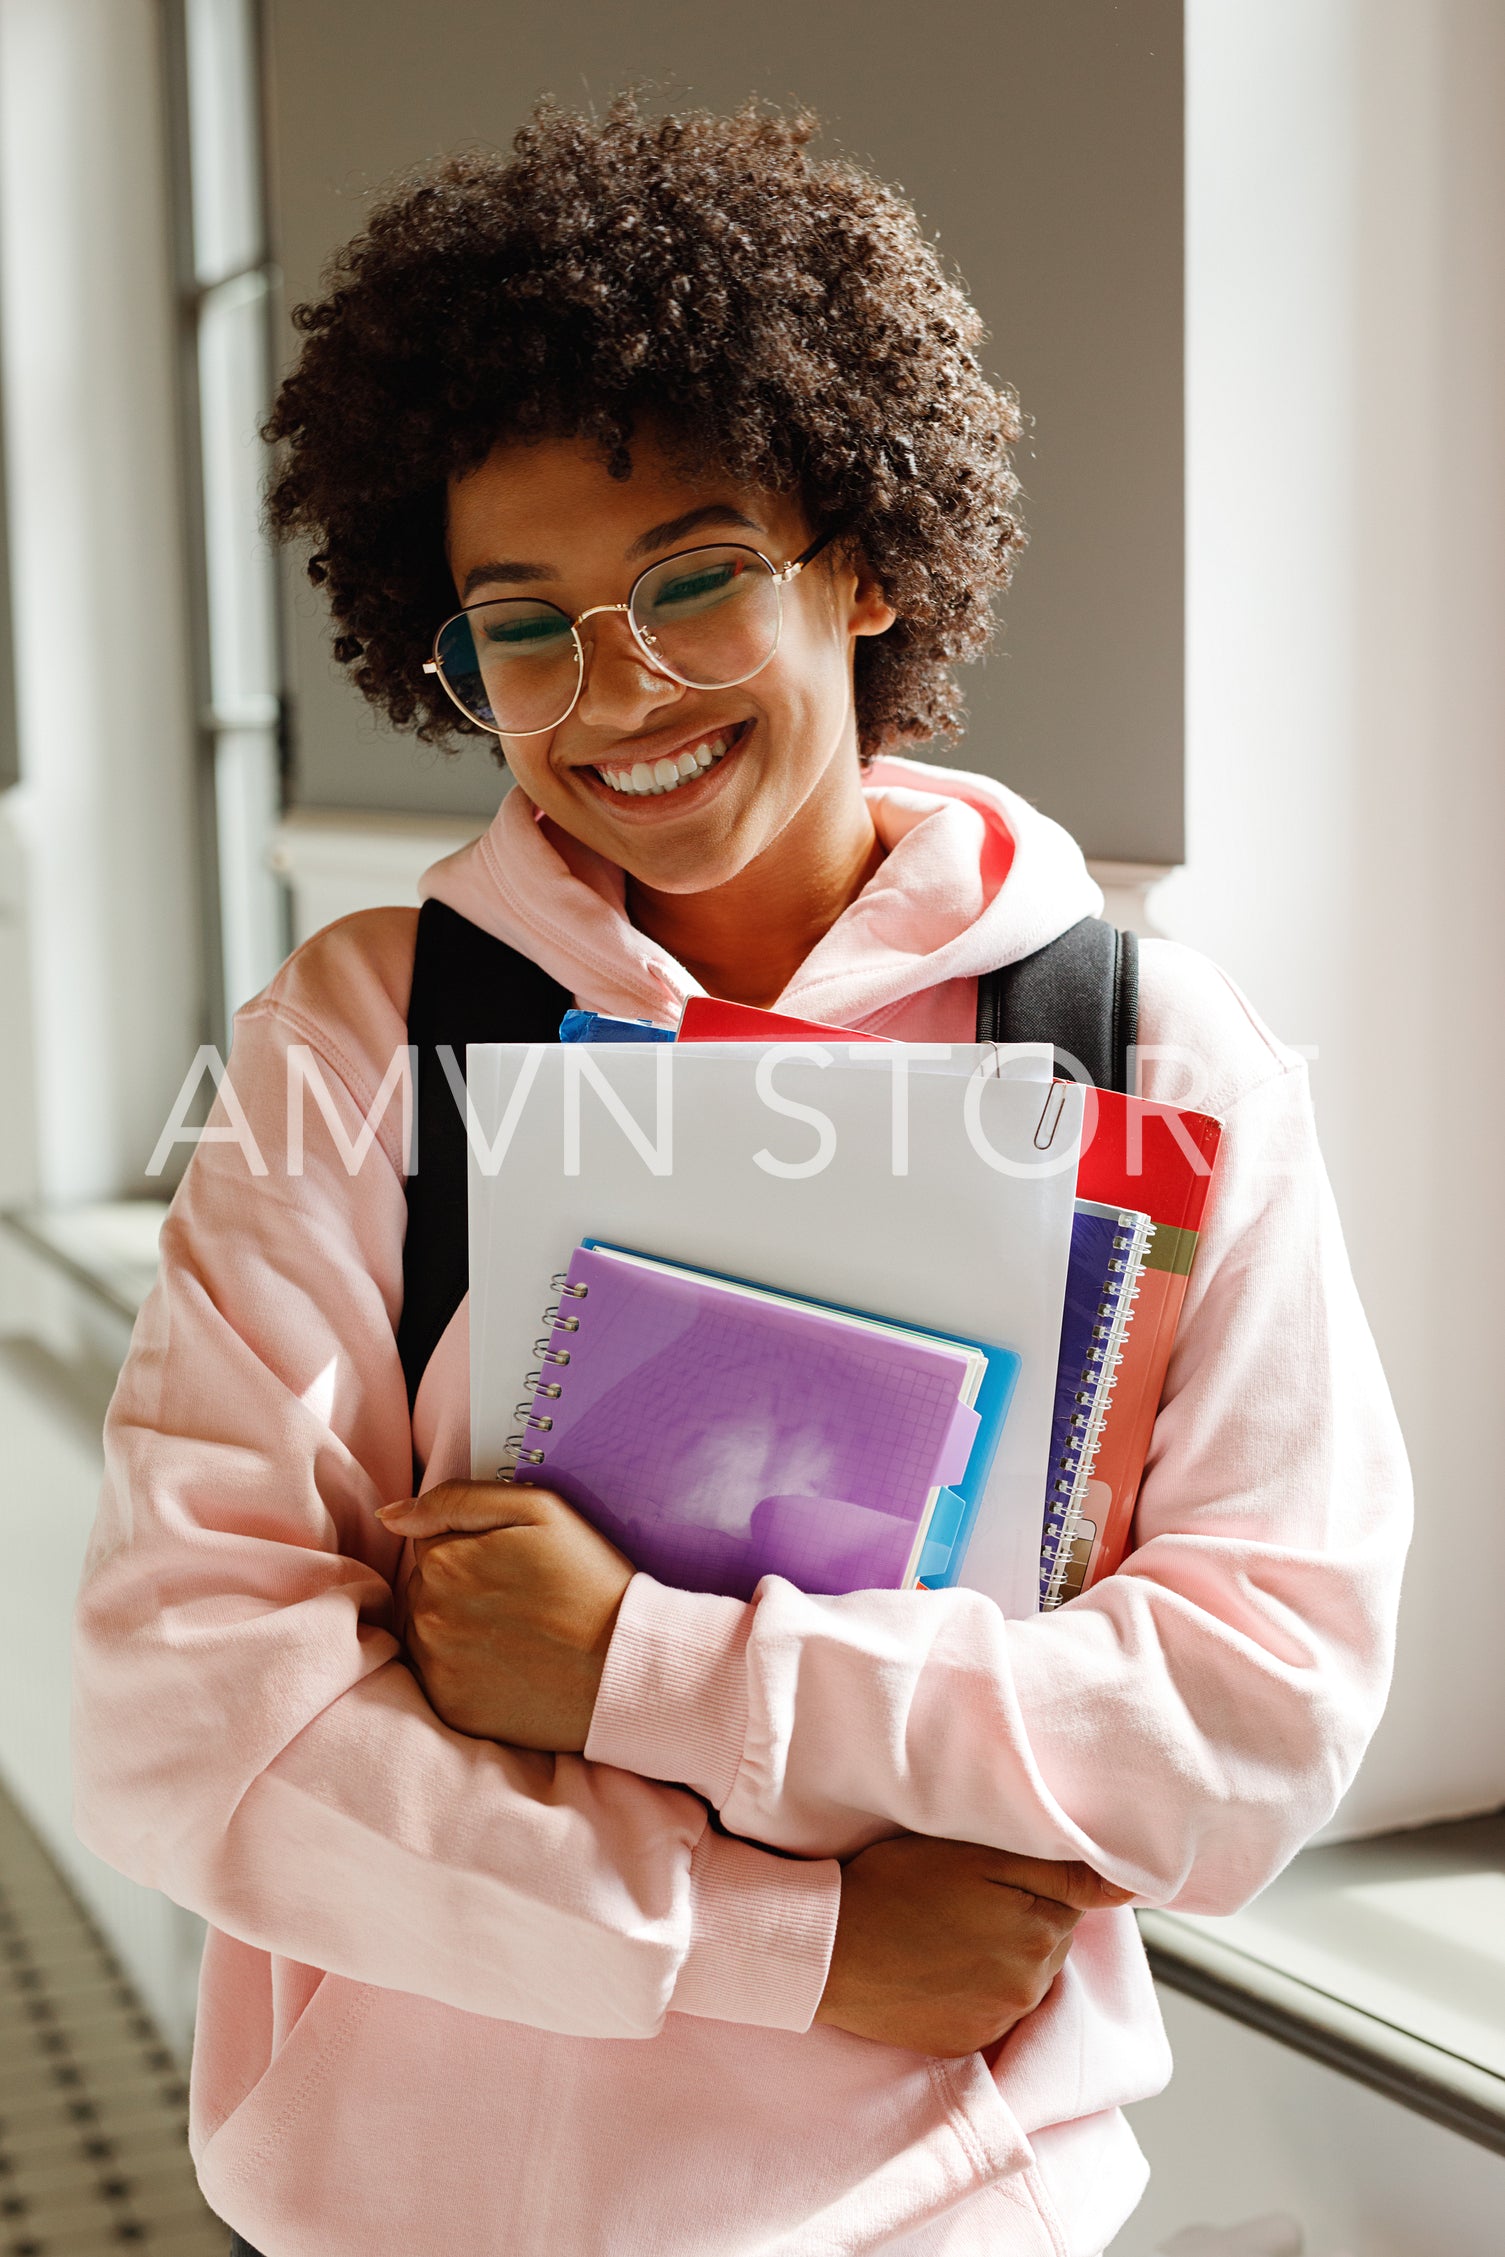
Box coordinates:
[591,721,749,799]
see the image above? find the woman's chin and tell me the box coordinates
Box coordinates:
[593,761,780,891]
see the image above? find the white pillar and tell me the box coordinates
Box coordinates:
[1174,0,1505,1829]
[0,0,202,1201]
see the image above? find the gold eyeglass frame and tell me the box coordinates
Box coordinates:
[422,528,839,737]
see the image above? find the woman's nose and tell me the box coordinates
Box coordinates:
[574,612,683,729]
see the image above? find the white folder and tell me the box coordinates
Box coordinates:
[466,1043,1081,1619]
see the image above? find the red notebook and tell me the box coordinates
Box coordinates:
[677,997,890,1045]
[675,1000,1223,1597]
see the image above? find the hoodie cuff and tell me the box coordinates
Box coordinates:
[585,1574,751,1809]
[671,1823,840,2031]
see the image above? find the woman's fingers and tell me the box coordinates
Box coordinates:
[980,1852,1137,1912]
[377,1479,536,1539]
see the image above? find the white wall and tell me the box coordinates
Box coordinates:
[1166,0,1505,1833]
[0,796,37,1201]
[0,0,204,1201]
[1110,1988,1505,2256]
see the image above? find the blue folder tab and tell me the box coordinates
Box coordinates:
[911,1338,1019,1589]
[558,1009,676,1044]
[916,1487,969,1581]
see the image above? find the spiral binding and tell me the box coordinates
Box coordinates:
[499,1272,590,1479]
[1038,1213,1155,1609]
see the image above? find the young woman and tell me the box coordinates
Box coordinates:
[73,100,1410,2257]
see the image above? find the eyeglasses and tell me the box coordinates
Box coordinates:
[423,529,838,736]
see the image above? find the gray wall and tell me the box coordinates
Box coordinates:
[264,0,1183,864]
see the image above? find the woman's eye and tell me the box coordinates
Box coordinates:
[651,563,743,612]
[484,615,569,650]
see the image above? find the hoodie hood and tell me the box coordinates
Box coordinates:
[419,754,1103,1030]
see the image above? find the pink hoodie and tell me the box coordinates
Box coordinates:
[72,758,1410,2257]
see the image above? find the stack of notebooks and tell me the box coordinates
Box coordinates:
[480,1001,1222,1614]
[1055,1083,1222,1601]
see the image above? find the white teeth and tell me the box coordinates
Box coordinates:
[596,729,737,797]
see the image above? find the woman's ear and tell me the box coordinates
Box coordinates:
[847,556,897,640]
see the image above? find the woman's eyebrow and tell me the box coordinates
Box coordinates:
[460,557,555,597]
[625,504,762,559]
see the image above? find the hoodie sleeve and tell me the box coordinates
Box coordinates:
[71,926,837,2039]
[585,954,1413,1912]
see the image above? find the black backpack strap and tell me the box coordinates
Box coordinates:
[975,915,1139,1093]
[397,899,572,1409]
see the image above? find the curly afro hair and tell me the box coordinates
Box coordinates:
[265,96,1025,761]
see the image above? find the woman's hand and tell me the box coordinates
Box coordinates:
[380,1482,633,1749]
[815,1836,1134,2057]
[385,1485,1131,2055]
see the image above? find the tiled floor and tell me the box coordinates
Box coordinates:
[0,1783,226,2255]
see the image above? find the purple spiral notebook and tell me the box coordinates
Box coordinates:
[510,1243,999,1601]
